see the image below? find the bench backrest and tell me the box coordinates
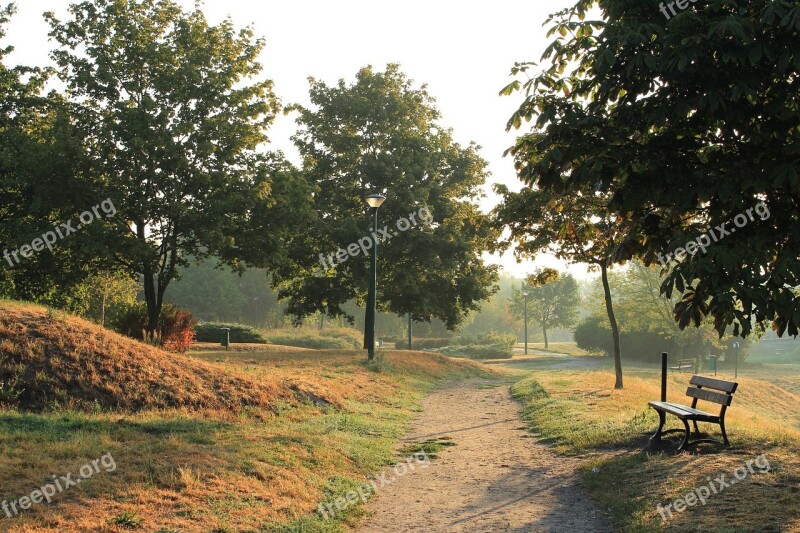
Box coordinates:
[686,375,738,408]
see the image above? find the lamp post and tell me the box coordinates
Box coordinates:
[522,288,530,355]
[733,341,739,378]
[364,193,386,360]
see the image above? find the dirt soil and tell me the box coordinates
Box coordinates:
[358,378,614,532]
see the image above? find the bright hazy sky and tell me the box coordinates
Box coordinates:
[5,0,596,280]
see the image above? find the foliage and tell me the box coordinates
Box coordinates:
[434,331,516,359]
[112,302,197,352]
[194,322,268,344]
[45,0,297,334]
[574,315,613,356]
[159,305,198,353]
[265,332,358,350]
[315,327,363,347]
[457,274,522,337]
[282,64,499,329]
[576,262,753,362]
[394,338,453,350]
[436,344,513,360]
[166,258,284,327]
[80,270,140,327]
[0,5,102,310]
[508,269,579,348]
[456,331,516,348]
[501,0,800,338]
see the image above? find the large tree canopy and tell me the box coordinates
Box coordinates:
[0,3,98,310]
[282,65,499,329]
[502,0,800,338]
[46,0,293,333]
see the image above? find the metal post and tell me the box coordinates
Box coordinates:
[661,352,668,402]
[365,208,378,360]
[408,313,412,350]
[523,292,528,355]
[733,342,739,378]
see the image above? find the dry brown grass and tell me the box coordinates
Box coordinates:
[0,301,337,415]
[0,302,495,531]
[513,367,800,531]
[190,342,313,353]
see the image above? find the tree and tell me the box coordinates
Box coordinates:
[494,185,629,388]
[80,270,140,327]
[46,0,288,335]
[502,0,800,339]
[165,257,285,327]
[282,65,499,330]
[0,3,103,311]
[510,269,579,348]
[577,261,750,362]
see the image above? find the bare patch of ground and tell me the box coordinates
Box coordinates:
[358,378,613,532]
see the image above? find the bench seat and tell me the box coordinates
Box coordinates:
[648,401,720,423]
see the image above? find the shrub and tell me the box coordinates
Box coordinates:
[111,302,198,352]
[318,328,362,348]
[430,331,516,360]
[410,337,453,350]
[438,344,513,359]
[265,333,353,350]
[456,331,516,349]
[160,305,198,353]
[574,315,613,356]
[194,322,268,344]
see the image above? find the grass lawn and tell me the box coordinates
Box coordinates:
[510,365,800,532]
[520,341,602,357]
[0,344,495,532]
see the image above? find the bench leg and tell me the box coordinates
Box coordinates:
[720,420,730,446]
[692,420,700,434]
[650,410,666,442]
[677,418,691,452]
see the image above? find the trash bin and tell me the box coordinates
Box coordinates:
[220,328,230,351]
[708,355,717,375]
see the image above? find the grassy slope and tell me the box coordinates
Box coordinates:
[0,302,495,532]
[0,301,309,414]
[511,368,800,532]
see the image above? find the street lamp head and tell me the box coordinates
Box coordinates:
[365,193,386,209]
[522,289,530,296]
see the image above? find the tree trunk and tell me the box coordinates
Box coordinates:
[542,326,549,349]
[143,269,161,337]
[601,262,623,389]
[100,275,109,328]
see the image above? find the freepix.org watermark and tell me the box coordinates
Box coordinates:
[3,199,117,268]
[659,0,703,20]
[2,452,117,518]
[317,451,430,520]
[318,206,433,272]
[657,202,770,269]
[656,454,771,522]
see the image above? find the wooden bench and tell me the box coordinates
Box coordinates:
[669,358,695,373]
[649,375,738,452]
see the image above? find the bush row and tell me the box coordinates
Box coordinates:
[194,322,268,344]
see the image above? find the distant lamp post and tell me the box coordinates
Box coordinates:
[522,288,530,355]
[364,193,386,360]
[733,342,740,378]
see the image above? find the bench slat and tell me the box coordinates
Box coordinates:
[689,375,738,393]
[648,401,720,422]
[686,386,733,406]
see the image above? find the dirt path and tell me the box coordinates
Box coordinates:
[358,378,613,532]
